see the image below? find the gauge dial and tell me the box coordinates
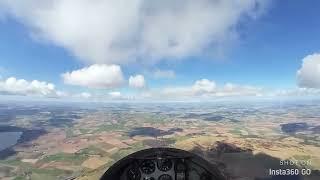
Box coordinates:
[140,160,156,174]
[158,174,172,180]
[127,167,141,180]
[157,158,172,172]
[143,177,155,180]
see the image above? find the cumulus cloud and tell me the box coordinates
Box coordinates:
[156,79,217,98]
[157,80,262,99]
[274,88,320,97]
[192,79,216,94]
[106,91,137,100]
[218,83,263,96]
[62,64,124,88]
[0,76,97,100]
[297,53,320,89]
[129,75,146,89]
[153,69,176,79]
[78,92,92,99]
[109,91,121,98]
[0,76,263,101]
[0,77,59,97]
[0,0,268,64]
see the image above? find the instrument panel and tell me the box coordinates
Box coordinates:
[101,148,225,180]
[123,157,211,180]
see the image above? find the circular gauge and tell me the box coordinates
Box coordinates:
[140,160,156,174]
[158,174,172,180]
[157,158,172,172]
[143,177,155,180]
[127,167,141,180]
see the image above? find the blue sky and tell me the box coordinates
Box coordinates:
[0,0,320,101]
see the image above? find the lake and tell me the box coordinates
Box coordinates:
[0,132,22,151]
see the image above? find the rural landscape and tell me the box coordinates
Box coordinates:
[1,1,320,180]
[0,99,319,180]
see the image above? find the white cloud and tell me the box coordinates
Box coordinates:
[129,74,146,89]
[108,91,121,98]
[0,77,102,100]
[106,91,137,100]
[0,0,268,64]
[297,53,320,89]
[153,69,176,79]
[56,91,69,98]
[274,88,320,97]
[79,92,92,99]
[62,64,124,88]
[157,80,262,99]
[0,77,59,97]
[218,83,263,96]
[192,79,216,94]
[161,87,192,98]
[109,91,121,97]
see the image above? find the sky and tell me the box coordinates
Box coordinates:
[0,0,320,101]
